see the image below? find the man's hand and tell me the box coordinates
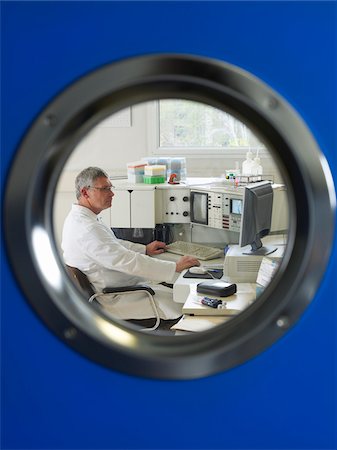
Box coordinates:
[176,255,200,273]
[146,240,167,256]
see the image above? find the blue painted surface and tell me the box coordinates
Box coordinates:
[1,2,336,449]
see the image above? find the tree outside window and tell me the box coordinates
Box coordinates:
[159,99,265,151]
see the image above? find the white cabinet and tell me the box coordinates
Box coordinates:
[110,187,155,228]
[110,190,130,228]
[130,190,155,228]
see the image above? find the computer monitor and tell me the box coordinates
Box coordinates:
[239,181,277,255]
[190,191,208,225]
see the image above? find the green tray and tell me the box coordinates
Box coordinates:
[143,175,166,184]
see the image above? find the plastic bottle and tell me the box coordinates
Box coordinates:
[252,151,263,175]
[242,150,254,175]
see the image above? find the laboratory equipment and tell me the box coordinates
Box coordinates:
[252,151,263,175]
[241,150,254,175]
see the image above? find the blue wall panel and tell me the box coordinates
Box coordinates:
[1,2,336,449]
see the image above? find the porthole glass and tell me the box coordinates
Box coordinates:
[4,54,335,379]
[53,99,289,336]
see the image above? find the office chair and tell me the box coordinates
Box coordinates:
[65,265,161,331]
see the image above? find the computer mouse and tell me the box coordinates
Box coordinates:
[189,266,208,275]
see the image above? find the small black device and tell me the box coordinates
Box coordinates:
[190,191,208,225]
[201,297,222,308]
[197,280,237,297]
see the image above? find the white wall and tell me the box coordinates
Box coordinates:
[64,104,148,174]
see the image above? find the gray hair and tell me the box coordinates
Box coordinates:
[75,167,109,200]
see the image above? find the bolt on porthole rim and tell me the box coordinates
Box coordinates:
[4,53,336,379]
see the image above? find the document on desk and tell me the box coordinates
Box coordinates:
[236,283,256,293]
[171,315,231,332]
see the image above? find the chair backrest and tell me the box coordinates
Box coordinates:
[65,265,96,299]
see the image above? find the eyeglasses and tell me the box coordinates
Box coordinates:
[88,185,115,192]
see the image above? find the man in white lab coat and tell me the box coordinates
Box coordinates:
[62,167,200,321]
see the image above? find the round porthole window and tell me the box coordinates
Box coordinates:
[4,54,335,379]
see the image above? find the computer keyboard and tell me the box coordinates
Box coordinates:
[165,241,224,260]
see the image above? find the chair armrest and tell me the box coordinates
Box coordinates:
[159,282,173,289]
[97,284,160,331]
[102,284,155,296]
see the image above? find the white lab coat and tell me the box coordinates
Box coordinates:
[62,204,182,320]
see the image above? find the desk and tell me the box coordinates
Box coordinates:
[171,253,260,332]
[160,236,284,332]
[182,282,256,316]
[172,234,286,302]
[171,282,256,332]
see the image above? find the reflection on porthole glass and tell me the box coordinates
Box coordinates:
[53,100,289,336]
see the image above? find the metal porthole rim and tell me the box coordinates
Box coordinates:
[4,53,336,380]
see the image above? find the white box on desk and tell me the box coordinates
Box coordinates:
[223,241,285,283]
